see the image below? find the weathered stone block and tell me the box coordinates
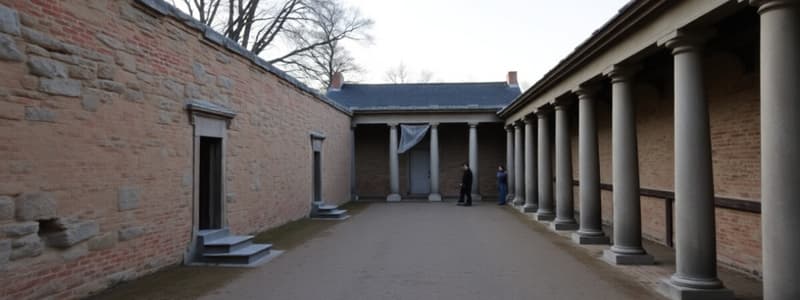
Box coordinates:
[10,234,43,260]
[39,78,81,97]
[15,191,56,221]
[97,80,125,94]
[96,33,123,50]
[28,56,68,78]
[0,4,20,36]
[124,88,143,102]
[0,33,22,61]
[118,225,145,241]
[24,106,55,122]
[0,239,10,268]
[26,44,48,57]
[88,231,117,251]
[50,52,79,65]
[117,187,139,211]
[21,27,67,53]
[97,63,116,80]
[0,196,13,220]
[2,222,38,237]
[68,63,96,80]
[217,76,233,90]
[42,218,99,248]
[114,51,136,73]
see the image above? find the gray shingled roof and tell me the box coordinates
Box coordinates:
[326,82,521,111]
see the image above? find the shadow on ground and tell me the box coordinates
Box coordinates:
[88,201,370,300]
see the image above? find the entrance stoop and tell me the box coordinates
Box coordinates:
[191,228,279,267]
[311,202,350,220]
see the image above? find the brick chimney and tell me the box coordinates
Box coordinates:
[506,71,518,87]
[329,72,344,91]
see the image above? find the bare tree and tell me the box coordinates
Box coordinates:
[172,0,372,88]
[384,63,435,84]
[384,62,410,84]
[418,70,434,83]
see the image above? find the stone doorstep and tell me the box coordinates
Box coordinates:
[188,250,284,268]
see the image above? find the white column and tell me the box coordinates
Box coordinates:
[658,30,732,299]
[468,123,482,201]
[755,2,800,299]
[602,65,653,265]
[387,123,401,202]
[512,121,525,206]
[534,109,555,221]
[506,125,515,202]
[523,116,538,213]
[428,123,442,201]
[572,86,609,244]
[552,102,578,231]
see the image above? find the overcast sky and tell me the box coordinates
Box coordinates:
[340,0,630,89]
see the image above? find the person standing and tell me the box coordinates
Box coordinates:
[458,163,473,206]
[496,165,508,205]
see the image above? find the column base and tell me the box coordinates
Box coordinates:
[550,221,579,231]
[427,193,442,202]
[512,196,524,206]
[386,194,402,202]
[534,211,555,222]
[522,204,538,213]
[506,193,515,202]
[602,249,654,265]
[471,193,482,201]
[571,232,609,245]
[351,194,359,201]
[658,278,733,300]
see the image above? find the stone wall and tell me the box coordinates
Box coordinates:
[355,123,506,200]
[0,0,352,299]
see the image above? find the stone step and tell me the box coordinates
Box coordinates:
[197,228,229,242]
[316,204,338,211]
[203,235,254,254]
[311,209,349,220]
[202,243,272,265]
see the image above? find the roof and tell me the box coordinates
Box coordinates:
[326,82,521,111]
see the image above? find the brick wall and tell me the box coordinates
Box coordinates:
[0,1,351,299]
[355,122,506,200]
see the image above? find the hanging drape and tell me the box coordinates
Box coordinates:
[397,124,431,154]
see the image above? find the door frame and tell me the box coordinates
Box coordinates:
[185,101,236,263]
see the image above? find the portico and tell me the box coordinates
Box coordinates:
[498,1,794,299]
[328,76,521,202]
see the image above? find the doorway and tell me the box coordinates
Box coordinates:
[409,148,431,195]
[313,150,322,203]
[199,136,223,230]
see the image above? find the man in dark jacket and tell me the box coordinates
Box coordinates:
[458,163,473,206]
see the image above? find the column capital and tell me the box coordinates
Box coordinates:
[657,29,714,55]
[523,113,536,124]
[429,122,439,127]
[535,106,553,118]
[468,122,479,128]
[513,119,525,128]
[749,0,799,13]
[387,122,398,128]
[604,64,641,83]
[505,124,514,131]
[573,84,602,100]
